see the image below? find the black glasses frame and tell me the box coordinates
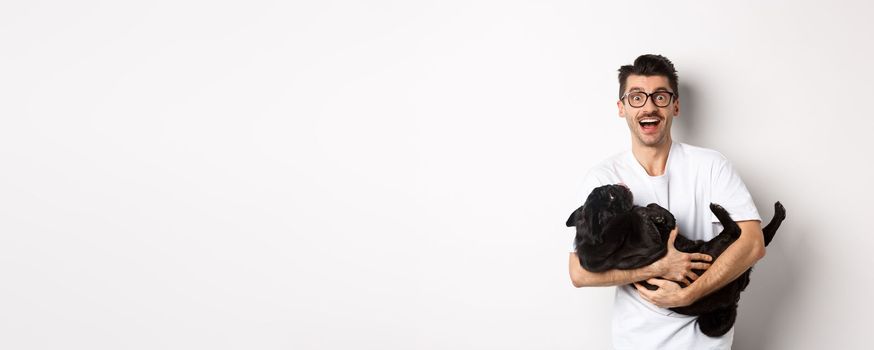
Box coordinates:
[620,91,675,108]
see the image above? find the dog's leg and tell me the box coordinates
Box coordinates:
[762,202,786,246]
[710,203,740,239]
[696,307,737,337]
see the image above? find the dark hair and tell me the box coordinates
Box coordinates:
[618,54,679,100]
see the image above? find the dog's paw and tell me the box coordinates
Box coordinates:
[773,201,786,220]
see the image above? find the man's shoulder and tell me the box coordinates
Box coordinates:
[578,149,629,188]
[588,149,631,174]
[675,142,730,165]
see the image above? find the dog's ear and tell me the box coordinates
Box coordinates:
[646,203,665,211]
[566,205,585,227]
[582,204,604,245]
[573,185,611,244]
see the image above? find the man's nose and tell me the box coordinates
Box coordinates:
[640,96,659,112]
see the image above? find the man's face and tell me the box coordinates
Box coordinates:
[616,75,679,148]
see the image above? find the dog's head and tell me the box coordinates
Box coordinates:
[643,203,677,241]
[566,184,634,244]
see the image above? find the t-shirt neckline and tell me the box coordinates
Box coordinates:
[626,141,677,180]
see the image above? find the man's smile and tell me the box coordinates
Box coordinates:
[638,116,662,133]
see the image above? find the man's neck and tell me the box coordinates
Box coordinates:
[631,138,673,176]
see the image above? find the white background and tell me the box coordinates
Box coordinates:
[1,1,872,349]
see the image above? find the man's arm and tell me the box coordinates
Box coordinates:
[684,220,765,299]
[569,252,657,287]
[635,220,766,307]
[570,228,713,288]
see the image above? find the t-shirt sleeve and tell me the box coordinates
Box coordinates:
[569,169,612,252]
[710,157,761,223]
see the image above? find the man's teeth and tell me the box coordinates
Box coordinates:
[640,118,659,123]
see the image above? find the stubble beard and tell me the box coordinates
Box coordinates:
[631,112,670,148]
[636,126,667,147]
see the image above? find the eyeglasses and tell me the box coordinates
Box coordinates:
[620,91,675,108]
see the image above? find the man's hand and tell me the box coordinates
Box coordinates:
[634,279,692,308]
[648,227,712,285]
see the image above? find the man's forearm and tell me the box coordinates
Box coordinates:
[682,221,766,301]
[569,253,657,287]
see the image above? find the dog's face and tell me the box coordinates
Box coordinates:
[596,184,634,213]
[566,184,634,244]
[643,203,677,239]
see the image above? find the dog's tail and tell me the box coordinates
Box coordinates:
[762,202,786,246]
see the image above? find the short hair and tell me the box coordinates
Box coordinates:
[618,54,679,100]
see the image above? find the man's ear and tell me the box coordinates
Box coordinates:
[617,99,626,118]
[673,97,680,117]
[566,205,584,227]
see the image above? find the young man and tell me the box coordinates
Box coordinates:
[568,54,766,349]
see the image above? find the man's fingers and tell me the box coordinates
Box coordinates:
[686,271,699,282]
[646,278,669,287]
[633,282,646,294]
[660,274,684,284]
[666,227,679,251]
[635,282,654,293]
[692,262,711,270]
[672,277,690,286]
[690,253,713,262]
[634,283,654,301]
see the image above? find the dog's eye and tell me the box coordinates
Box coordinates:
[609,194,614,201]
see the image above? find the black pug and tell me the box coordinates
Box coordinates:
[566,184,786,337]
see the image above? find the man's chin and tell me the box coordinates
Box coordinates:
[635,133,668,147]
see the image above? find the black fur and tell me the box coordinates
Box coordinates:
[566,184,786,337]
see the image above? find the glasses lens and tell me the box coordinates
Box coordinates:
[652,92,672,107]
[627,92,646,107]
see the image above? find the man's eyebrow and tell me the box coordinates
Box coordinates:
[627,87,672,93]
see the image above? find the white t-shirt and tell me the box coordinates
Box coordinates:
[572,141,761,350]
